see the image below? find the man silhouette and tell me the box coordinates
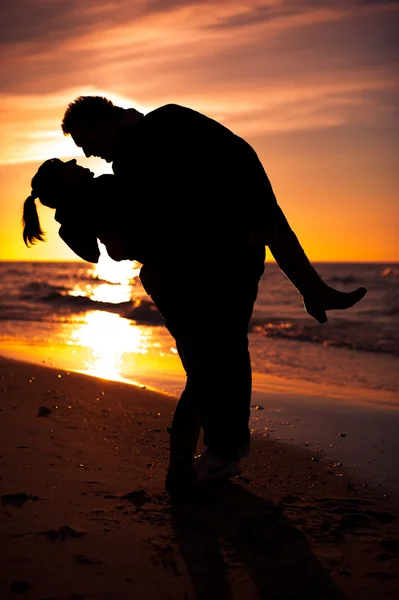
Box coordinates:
[62,97,366,500]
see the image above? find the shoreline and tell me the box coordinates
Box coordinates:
[1,339,398,407]
[1,342,398,495]
[1,355,399,599]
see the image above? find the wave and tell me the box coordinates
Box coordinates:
[39,289,165,326]
[12,277,399,355]
[43,290,130,311]
[20,281,70,301]
[0,267,31,277]
[380,266,399,278]
[249,320,399,356]
[326,274,360,285]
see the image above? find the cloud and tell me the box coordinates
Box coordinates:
[1,0,397,166]
[0,0,222,47]
[3,1,397,55]
[2,0,397,93]
[0,87,144,165]
[1,71,396,167]
[200,0,398,30]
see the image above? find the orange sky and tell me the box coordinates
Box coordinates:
[1,0,398,262]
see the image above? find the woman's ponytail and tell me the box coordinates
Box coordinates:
[22,194,46,247]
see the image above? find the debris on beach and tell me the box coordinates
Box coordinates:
[74,555,102,565]
[1,492,39,508]
[380,538,399,554]
[10,580,31,594]
[37,406,52,417]
[236,475,251,484]
[364,510,395,525]
[120,489,151,508]
[38,525,87,542]
[340,512,378,530]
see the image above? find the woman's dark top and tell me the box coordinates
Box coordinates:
[54,174,150,264]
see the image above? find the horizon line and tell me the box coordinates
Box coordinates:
[0,259,398,265]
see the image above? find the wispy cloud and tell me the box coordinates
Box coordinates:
[1,0,397,165]
[2,0,396,51]
[205,0,398,29]
[1,1,397,259]
[1,74,395,166]
[0,88,141,164]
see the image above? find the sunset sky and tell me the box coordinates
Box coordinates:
[1,0,398,262]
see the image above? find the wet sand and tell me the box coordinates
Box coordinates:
[0,355,398,600]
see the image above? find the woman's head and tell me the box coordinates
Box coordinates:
[22,158,94,247]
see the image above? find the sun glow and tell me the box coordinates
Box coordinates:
[65,255,152,381]
[93,249,141,283]
[68,252,142,304]
[0,88,150,166]
[69,310,151,382]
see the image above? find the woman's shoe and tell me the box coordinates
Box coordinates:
[303,286,367,323]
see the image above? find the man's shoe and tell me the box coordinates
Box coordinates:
[194,447,242,484]
[165,465,217,503]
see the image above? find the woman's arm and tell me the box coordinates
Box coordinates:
[54,176,111,263]
[58,224,100,263]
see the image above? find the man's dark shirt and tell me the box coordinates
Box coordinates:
[110,104,276,315]
[112,104,278,264]
[56,105,279,318]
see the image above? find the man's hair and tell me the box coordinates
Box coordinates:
[62,96,119,135]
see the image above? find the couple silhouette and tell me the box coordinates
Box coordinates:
[22,96,367,501]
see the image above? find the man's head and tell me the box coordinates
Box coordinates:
[62,96,124,162]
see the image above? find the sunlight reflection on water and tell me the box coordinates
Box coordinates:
[65,258,152,381]
[68,310,151,382]
[0,255,184,393]
[69,251,141,304]
[92,251,141,284]
[62,257,182,386]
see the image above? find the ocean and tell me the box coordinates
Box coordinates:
[0,258,398,400]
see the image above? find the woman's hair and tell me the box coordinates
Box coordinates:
[22,158,65,247]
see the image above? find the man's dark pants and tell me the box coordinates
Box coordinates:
[140,244,265,465]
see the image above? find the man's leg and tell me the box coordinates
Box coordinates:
[168,342,203,469]
[200,326,252,461]
[165,333,218,500]
[198,247,265,462]
[170,319,254,466]
[167,332,218,469]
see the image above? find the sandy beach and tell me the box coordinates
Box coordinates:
[1,355,398,600]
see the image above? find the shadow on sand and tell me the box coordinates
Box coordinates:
[170,480,345,600]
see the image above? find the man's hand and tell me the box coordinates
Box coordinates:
[302,286,367,324]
